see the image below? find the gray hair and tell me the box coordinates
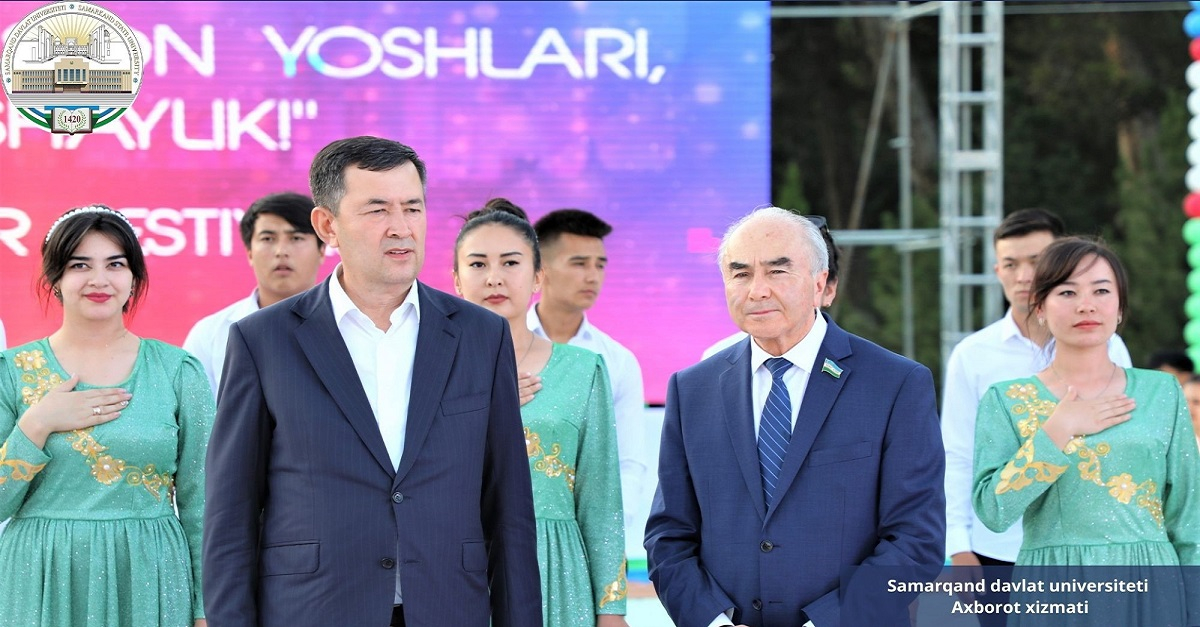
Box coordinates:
[717,206,828,277]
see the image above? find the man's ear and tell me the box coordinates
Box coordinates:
[311,207,338,249]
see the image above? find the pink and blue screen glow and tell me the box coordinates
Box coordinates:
[0,1,769,403]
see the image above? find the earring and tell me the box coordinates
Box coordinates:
[52,287,62,300]
[1037,317,1045,326]
[1117,315,1122,324]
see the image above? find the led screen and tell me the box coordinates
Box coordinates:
[0,1,769,403]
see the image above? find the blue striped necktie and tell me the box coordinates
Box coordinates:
[759,357,794,510]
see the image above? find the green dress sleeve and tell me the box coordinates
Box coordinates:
[972,381,1071,534]
[173,354,215,620]
[1160,381,1200,623]
[0,352,52,520]
[573,355,627,615]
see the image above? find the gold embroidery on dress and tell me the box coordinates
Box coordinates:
[996,383,1164,526]
[0,442,46,485]
[14,349,63,407]
[524,426,543,458]
[11,348,175,501]
[598,557,628,608]
[524,427,577,491]
[65,429,174,501]
[995,384,1067,494]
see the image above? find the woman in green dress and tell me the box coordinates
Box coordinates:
[972,237,1199,624]
[0,206,212,627]
[453,199,628,627]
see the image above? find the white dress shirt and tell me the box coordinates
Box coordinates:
[526,305,647,534]
[707,313,826,627]
[941,309,1133,562]
[183,291,261,398]
[749,314,827,437]
[328,266,420,603]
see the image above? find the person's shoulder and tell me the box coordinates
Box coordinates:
[949,317,1010,354]
[583,320,639,364]
[840,328,923,371]
[982,375,1039,398]
[139,338,198,371]
[554,342,602,365]
[421,283,505,328]
[1128,367,1178,388]
[0,339,50,374]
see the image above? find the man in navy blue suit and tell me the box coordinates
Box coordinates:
[203,137,541,627]
[645,206,944,627]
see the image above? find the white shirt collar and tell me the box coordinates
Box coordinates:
[328,263,421,328]
[749,311,828,374]
[526,303,593,342]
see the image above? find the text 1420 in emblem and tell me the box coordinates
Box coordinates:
[1,1,144,135]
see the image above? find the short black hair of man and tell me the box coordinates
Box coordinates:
[1148,348,1194,374]
[993,207,1066,244]
[533,209,613,249]
[239,192,323,251]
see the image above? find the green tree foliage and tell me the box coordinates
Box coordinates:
[771,4,1189,376]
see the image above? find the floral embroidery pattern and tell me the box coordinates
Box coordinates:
[598,558,628,608]
[996,384,1067,494]
[15,349,63,407]
[66,429,174,501]
[10,347,174,502]
[0,442,45,485]
[997,383,1164,526]
[524,427,576,492]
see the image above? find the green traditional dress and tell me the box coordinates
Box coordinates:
[522,344,626,626]
[973,368,1200,625]
[0,338,213,627]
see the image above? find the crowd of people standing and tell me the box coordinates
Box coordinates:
[0,135,1196,627]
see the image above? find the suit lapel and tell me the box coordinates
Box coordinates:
[293,278,395,476]
[721,339,767,521]
[767,315,852,523]
[394,285,460,483]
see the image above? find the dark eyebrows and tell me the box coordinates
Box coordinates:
[68,254,126,262]
[765,256,792,268]
[465,251,524,258]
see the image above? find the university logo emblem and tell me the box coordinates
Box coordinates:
[1,1,143,134]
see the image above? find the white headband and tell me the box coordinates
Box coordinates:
[45,206,135,243]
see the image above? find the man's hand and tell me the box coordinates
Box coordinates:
[939,551,983,602]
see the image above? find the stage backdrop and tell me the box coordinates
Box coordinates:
[0,1,769,404]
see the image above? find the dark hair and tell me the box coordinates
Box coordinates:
[994,208,1066,244]
[533,209,612,249]
[1148,349,1194,373]
[809,216,840,285]
[1186,373,1200,386]
[309,136,427,214]
[1028,236,1128,329]
[454,198,540,273]
[239,192,323,250]
[41,205,148,314]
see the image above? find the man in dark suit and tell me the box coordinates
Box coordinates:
[203,137,542,627]
[645,206,944,627]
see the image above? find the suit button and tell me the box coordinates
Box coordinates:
[760,540,774,552]
[380,558,395,569]
[391,491,404,504]
[752,599,763,611]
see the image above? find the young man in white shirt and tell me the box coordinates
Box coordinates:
[526,209,647,541]
[183,192,326,397]
[941,209,1132,619]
